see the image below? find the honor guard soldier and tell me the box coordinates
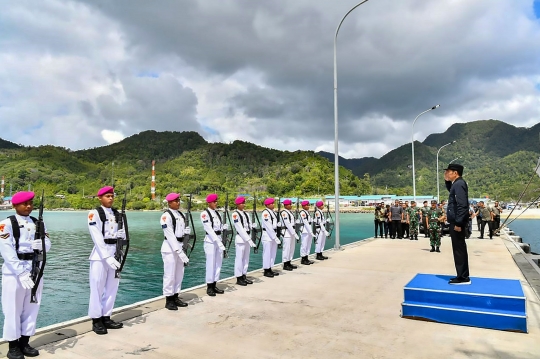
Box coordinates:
[299,200,316,265]
[201,194,226,297]
[261,198,281,278]
[87,186,125,335]
[160,193,190,310]
[280,199,299,271]
[313,201,330,260]
[427,200,444,252]
[231,196,256,286]
[0,192,51,359]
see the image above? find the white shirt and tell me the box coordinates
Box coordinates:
[88,206,119,261]
[232,210,251,244]
[261,208,278,241]
[201,208,223,244]
[161,209,186,253]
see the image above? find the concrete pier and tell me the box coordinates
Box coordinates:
[2,228,540,359]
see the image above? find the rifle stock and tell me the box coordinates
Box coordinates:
[30,190,46,303]
[294,199,303,243]
[276,198,283,248]
[252,194,262,254]
[325,201,335,237]
[222,193,234,258]
[183,194,197,260]
[115,190,129,278]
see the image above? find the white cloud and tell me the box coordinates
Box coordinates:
[101,129,125,145]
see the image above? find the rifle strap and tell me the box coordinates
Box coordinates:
[96,207,120,236]
[205,208,223,229]
[8,215,37,252]
[166,209,186,233]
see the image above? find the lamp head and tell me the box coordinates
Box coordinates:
[431,104,440,110]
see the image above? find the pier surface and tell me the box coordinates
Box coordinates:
[3,229,540,359]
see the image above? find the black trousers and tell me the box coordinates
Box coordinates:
[493,215,500,232]
[476,217,482,231]
[480,220,493,239]
[383,221,390,237]
[423,218,429,236]
[450,223,470,280]
[403,222,409,237]
[374,220,384,237]
[391,220,402,238]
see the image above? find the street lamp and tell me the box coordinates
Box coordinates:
[450,156,461,164]
[411,105,440,200]
[436,141,455,203]
[333,0,370,250]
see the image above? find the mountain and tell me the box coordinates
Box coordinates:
[0,132,370,209]
[322,120,540,200]
[0,138,21,149]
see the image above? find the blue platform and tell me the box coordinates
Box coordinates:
[401,274,527,333]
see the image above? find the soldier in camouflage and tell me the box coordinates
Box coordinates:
[407,201,420,240]
[428,200,445,252]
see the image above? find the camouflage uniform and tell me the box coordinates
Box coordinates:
[408,207,420,239]
[428,208,443,249]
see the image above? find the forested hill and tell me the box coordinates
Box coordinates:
[319,120,540,201]
[0,132,369,209]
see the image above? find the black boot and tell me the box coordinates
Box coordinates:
[19,335,39,357]
[92,318,108,335]
[236,276,248,286]
[316,253,325,260]
[7,340,24,359]
[301,256,311,265]
[290,262,298,269]
[213,282,225,294]
[321,253,328,259]
[415,235,418,240]
[102,316,123,329]
[242,275,253,284]
[283,262,293,271]
[165,296,178,311]
[430,246,435,252]
[207,283,216,297]
[173,293,188,307]
[271,269,280,276]
[436,246,440,253]
[263,268,274,278]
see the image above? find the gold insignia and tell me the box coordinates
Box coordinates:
[0,233,9,239]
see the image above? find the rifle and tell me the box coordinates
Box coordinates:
[251,194,262,254]
[325,201,335,238]
[222,193,234,258]
[294,199,303,243]
[182,194,197,261]
[114,190,130,278]
[276,197,284,248]
[312,207,319,245]
[30,190,46,303]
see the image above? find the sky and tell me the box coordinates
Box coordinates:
[1,0,539,159]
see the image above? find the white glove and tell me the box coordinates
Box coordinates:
[294,233,300,240]
[248,239,256,248]
[178,250,189,264]
[105,257,121,270]
[19,271,35,290]
[218,241,226,251]
[116,229,126,239]
[184,226,191,235]
[274,237,281,245]
[324,230,330,237]
[251,223,257,229]
[222,224,229,230]
[31,239,43,251]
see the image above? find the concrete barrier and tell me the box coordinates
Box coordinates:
[518,243,531,254]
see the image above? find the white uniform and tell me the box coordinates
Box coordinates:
[232,210,254,277]
[160,210,187,296]
[300,209,315,257]
[201,209,224,284]
[261,208,280,269]
[314,208,330,253]
[280,209,297,263]
[87,206,121,319]
[0,215,51,341]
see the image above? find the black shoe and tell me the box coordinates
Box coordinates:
[430,246,435,252]
[263,268,274,278]
[290,262,298,269]
[207,283,216,296]
[102,316,123,329]
[236,276,248,286]
[173,293,188,307]
[7,347,25,359]
[300,256,311,265]
[316,253,325,260]
[165,296,178,311]
[92,318,108,335]
[374,235,377,238]
[242,275,253,284]
[21,344,39,357]
[271,270,280,276]
[415,236,418,240]
[283,262,293,271]
[435,247,440,253]
[478,237,484,239]
[213,282,225,294]
[385,235,388,238]
[449,278,471,285]
[321,254,328,259]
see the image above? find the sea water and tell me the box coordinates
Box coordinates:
[0,210,374,329]
[506,219,540,254]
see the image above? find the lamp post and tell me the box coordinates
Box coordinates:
[436,141,455,203]
[450,156,461,164]
[411,105,440,200]
[333,0,370,250]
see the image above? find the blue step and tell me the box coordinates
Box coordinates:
[401,274,527,333]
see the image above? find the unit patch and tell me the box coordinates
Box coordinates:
[88,213,94,221]
[162,224,167,229]
[0,224,4,232]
